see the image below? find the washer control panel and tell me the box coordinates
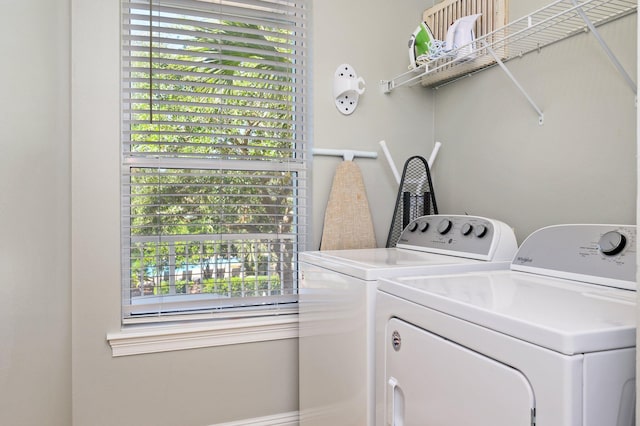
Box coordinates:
[511,224,636,290]
[396,215,517,261]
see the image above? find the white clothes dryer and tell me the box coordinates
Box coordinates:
[376,224,636,426]
[298,215,518,426]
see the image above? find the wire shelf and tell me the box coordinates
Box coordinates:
[382,0,637,91]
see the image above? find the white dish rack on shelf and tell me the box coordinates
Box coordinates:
[381,0,637,124]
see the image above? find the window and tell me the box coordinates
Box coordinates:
[121,0,310,324]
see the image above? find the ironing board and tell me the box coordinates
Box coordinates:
[320,161,376,250]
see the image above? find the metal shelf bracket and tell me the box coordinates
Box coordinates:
[486,45,544,125]
[571,0,637,96]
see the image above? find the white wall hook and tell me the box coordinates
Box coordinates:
[333,64,365,115]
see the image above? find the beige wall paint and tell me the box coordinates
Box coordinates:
[636,7,639,426]
[0,0,72,425]
[70,0,433,424]
[311,0,437,249]
[70,1,300,425]
[2,0,637,424]
[431,3,637,242]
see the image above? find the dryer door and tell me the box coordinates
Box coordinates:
[385,318,535,426]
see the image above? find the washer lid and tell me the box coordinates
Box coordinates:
[378,270,636,355]
[300,248,507,281]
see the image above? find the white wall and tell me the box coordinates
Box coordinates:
[0,0,72,425]
[432,2,637,242]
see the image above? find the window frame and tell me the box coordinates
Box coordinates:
[119,0,311,326]
[107,314,299,356]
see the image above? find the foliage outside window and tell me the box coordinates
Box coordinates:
[121,0,310,323]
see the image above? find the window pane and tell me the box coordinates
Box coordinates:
[126,167,300,236]
[122,0,307,161]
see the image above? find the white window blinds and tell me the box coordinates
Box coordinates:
[121,0,310,323]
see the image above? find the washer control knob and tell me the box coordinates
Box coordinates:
[437,219,453,235]
[474,224,488,238]
[408,222,419,232]
[461,223,473,236]
[419,222,429,232]
[598,231,626,256]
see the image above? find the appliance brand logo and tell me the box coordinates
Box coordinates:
[516,256,533,264]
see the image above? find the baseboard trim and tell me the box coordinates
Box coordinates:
[210,411,299,426]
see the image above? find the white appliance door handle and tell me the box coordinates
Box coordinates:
[387,377,404,426]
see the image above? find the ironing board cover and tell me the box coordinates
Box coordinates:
[320,161,376,250]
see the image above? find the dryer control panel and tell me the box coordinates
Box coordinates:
[511,224,636,290]
[396,215,518,262]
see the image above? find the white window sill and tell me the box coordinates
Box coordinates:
[106,314,299,357]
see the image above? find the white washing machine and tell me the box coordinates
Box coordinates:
[298,215,519,426]
[376,224,637,426]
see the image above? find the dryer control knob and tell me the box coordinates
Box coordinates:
[408,222,419,232]
[419,222,429,232]
[461,223,473,236]
[598,231,626,256]
[437,219,452,235]
[474,224,488,238]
